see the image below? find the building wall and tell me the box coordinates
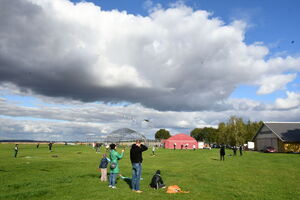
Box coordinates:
[283,143,300,152]
[278,140,285,152]
[164,140,198,149]
[255,125,279,151]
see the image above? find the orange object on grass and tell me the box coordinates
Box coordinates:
[166,185,190,193]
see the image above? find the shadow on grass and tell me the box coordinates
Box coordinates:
[118,175,132,189]
[123,178,132,189]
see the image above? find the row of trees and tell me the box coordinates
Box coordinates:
[155,116,263,146]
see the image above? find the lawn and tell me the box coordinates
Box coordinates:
[0,144,299,200]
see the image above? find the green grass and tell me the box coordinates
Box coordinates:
[0,144,299,200]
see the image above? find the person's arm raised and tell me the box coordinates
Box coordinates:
[140,144,148,151]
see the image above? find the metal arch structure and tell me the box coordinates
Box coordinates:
[105,128,147,144]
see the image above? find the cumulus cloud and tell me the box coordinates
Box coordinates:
[256,73,297,94]
[1,0,300,111]
[274,91,300,110]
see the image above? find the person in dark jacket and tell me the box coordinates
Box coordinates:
[48,142,52,151]
[149,170,166,189]
[239,145,243,156]
[130,140,148,193]
[220,145,225,161]
[99,154,110,182]
[233,146,237,156]
[14,144,19,158]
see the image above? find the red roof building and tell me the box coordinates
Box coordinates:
[163,133,198,149]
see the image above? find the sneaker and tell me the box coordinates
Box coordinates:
[111,186,117,189]
[108,185,112,188]
[135,190,143,193]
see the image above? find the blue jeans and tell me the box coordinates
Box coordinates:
[131,163,142,190]
[109,173,117,186]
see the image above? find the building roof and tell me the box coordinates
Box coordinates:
[166,133,196,141]
[255,122,300,142]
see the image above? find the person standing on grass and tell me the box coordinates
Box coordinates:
[48,142,52,151]
[99,154,110,182]
[109,144,124,189]
[193,144,196,151]
[233,146,237,156]
[239,145,243,156]
[220,145,225,161]
[130,140,148,193]
[14,144,19,158]
[173,143,176,150]
[152,145,155,156]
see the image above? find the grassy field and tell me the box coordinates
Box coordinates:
[0,144,299,200]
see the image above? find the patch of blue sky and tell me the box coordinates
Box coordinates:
[230,85,286,104]
[2,95,38,108]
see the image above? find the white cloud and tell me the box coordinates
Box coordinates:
[1,0,300,111]
[256,73,297,95]
[274,91,300,110]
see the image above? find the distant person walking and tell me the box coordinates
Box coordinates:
[193,144,196,151]
[14,144,19,158]
[152,146,155,156]
[233,146,237,156]
[130,140,148,193]
[109,144,124,189]
[48,142,52,151]
[220,145,225,161]
[36,143,40,149]
[181,144,183,150]
[239,145,243,156]
[99,154,110,182]
[173,143,176,150]
[95,143,100,153]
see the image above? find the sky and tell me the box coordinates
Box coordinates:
[0,0,300,141]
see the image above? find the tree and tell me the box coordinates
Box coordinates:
[202,127,218,144]
[190,128,203,141]
[155,129,171,140]
[190,127,217,143]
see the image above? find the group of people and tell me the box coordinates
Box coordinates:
[220,145,243,161]
[172,143,197,150]
[99,140,146,192]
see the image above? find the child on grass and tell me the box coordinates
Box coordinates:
[99,154,110,182]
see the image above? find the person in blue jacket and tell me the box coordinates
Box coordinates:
[99,154,110,182]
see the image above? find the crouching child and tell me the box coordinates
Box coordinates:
[149,170,166,189]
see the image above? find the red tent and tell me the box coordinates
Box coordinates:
[163,133,198,149]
